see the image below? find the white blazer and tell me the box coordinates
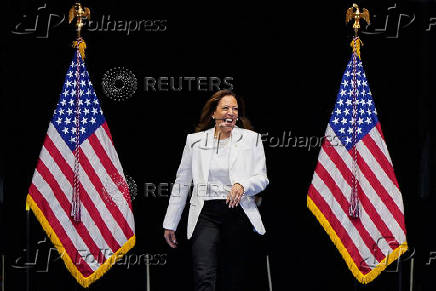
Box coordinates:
[163,126,269,239]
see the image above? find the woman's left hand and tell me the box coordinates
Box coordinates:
[226,183,244,208]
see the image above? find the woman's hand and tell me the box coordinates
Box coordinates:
[164,229,178,248]
[226,183,244,208]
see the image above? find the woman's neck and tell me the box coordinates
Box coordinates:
[214,127,231,140]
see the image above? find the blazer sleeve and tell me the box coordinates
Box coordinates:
[238,135,269,196]
[162,134,193,231]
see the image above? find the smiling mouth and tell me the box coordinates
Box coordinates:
[225,118,233,123]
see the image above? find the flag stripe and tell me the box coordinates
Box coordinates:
[371,123,392,165]
[355,160,406,244]
[308,183,371,274]
[362,132,399,189]
[40,145,112,258]
[356,151,406,234]
[313,165,380,265]
[82,137,134,235]
[47,125,127,249]
[88,133,134,215]
[355,182,401,251]
[45,129,122,252]
[357,164,405,244]
[319,146,395,257]
[327,129,404,233]
[359,136,403,210]
[95,126,128,191]
[39,145,111,260]
[30,177,96,275]
[102,122,113,143]
[76,151,126,249]
[322,134,398,246]
[29,184,95,276]
[326,136,404,247]
[317,149,386,262]
[34,160,105,266]
[79,143,132,242]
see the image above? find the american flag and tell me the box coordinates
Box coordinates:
[307,53,408,283]
[26,49,135,287]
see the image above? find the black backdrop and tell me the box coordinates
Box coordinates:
[2,0,436,290]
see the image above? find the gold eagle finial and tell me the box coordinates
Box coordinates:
[68,2,91,39]
[346,3,370,36]
[69,3,90,59]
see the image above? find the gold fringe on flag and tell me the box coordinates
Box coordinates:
[350,37,363,60]
[307,196,408,284]
[72,39,87,60]
[26,194,136,288]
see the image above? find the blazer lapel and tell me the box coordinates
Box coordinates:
[229,126,243,170]
[197,128,215,183]
[197,127,243,183]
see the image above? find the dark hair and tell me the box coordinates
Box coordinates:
[195,90,253,133]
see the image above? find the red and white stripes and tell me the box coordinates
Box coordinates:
[28,122,135,277]
[308,123,407,275]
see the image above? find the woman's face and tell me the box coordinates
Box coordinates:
[212,95,239,134]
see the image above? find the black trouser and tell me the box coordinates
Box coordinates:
[191,199,256,291]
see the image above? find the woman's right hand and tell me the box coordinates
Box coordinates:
[164,229,178,248]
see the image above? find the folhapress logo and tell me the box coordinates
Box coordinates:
[11,3,65,38]
[87,15,167,35]
[11,3,167,38]
[362,3,436,38]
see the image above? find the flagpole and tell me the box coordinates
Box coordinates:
[398,258,403,291]
[146,255,150,291]
[25,205,30,291]
[409,257,414,291]
[70,5,88,291]
[266,254,272,291]
[1,254,4,291]
[345,3,370,219]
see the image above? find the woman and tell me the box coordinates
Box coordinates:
[162,89,269,291]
